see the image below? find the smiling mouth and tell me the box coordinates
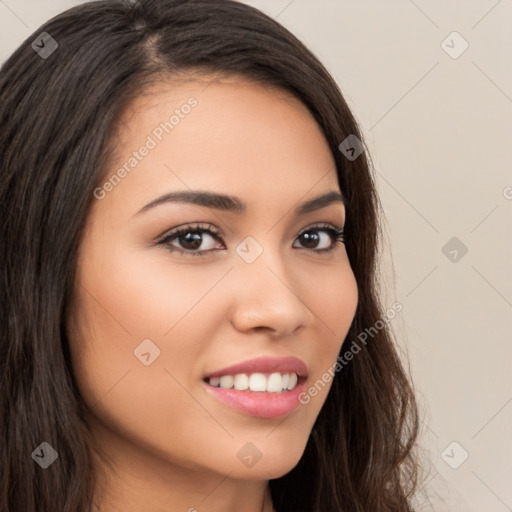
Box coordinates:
[203,372,306,393]
[202,372,308,419]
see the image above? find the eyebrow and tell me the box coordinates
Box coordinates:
[134,189,345,217]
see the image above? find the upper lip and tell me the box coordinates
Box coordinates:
[204,356,308,379]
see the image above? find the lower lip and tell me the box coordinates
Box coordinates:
[203,380,307,419]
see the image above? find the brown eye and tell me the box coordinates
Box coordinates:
[158,223,224,256]
[172,231,209,251]
[293,225,344,252]
[297,230,323,249]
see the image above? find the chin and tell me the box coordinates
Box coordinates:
[223,443,307,481]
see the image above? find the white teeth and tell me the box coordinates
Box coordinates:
[249,373,267,392]
[207,372,299,392]
[219,375,234,389]
[234,373,249,390]
[209,376,221,387]
[266,372,283,393]
[287,372,298,390]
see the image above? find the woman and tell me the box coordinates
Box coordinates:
[0,0,419,510]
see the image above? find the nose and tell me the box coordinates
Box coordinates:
[228,251,314,339]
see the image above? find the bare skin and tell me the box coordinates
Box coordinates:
[67,73,358,512]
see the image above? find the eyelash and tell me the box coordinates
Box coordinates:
[156,222,345,257]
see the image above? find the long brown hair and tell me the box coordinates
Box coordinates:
[0,1,419,510]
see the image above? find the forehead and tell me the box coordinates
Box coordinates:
[98,74,340,219]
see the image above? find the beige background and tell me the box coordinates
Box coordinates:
[1,1,511,510]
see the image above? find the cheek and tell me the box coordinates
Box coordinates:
[300,260,358,407]
[67,247,236,472]
[69,250,232,417]
[68,234,234,403]
[307,258,358,346]
[76,235,230,341]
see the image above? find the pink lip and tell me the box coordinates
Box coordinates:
[204,380,307,419]
[203,356,308,379]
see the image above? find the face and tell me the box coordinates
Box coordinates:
[67,74,358,486]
